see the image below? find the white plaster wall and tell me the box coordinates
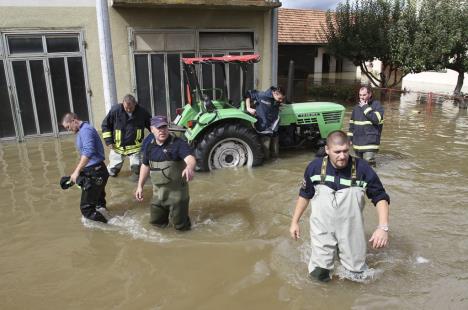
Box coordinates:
[314,47,325,73]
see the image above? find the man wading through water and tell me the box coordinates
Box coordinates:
[62,112,110,223]
[135,116,196,230]
[102,94,151,181]
[348,86,385,166]
[290,130,390,282]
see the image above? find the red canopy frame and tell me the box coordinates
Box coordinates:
[182,54,260,65]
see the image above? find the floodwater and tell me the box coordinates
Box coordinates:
[1,93,468,310]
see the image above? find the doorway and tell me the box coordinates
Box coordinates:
[0,32,91,140]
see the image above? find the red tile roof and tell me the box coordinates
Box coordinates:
[278,8,328,44]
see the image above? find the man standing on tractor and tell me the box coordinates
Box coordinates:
[348,86,384,166]
[135,116,196,231]
[101,94,151,180]
[245,86,285,160]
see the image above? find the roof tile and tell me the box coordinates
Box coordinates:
[278,8,328,44]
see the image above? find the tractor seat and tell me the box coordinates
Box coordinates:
[228,99,241,109]
[203,94,216,112]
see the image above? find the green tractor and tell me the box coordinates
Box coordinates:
[173,54,345,171]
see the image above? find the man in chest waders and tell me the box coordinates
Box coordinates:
[289,130,390,282]
[135,116,196,231]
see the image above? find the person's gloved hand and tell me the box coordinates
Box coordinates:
[60,176,74,190]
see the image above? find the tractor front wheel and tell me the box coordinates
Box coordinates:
[195,123,264,171]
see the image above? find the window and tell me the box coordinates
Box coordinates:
[132,30,256,120]
[199,32,254,50]
[8,36,44,54]
[1,31,90,140]
[30,60,53,134]
[166,33,195,51]
[135,33,165,52]
[0,60,16,138]
[134,32,195,52]
[46,36,80,53]
[151,54,167,116]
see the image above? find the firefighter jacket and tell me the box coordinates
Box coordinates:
[101,104,151,155]
[348,99,384,151]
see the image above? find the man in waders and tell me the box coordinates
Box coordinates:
[348,86,384,166]
[62,112,110,223]
[135,116,196,230]
[289,130,390,282]
[245,86,285,160]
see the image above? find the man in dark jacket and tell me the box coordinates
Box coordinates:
[245,86,285,160]
[102,94,151,179]
[290,130,390,282]
[348,86,384,165]
[135,116,196,231]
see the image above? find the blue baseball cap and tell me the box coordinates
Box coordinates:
[151,115,168,128]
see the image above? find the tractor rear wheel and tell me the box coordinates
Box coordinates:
[195,123,263,171]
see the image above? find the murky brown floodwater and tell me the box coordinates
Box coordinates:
[1,93,468,310]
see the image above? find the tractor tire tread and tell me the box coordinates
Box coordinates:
[195,123,263,171]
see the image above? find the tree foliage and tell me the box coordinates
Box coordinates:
[388,0,420,73]
[323,0,468,94]
[411,0,468,95]
[324,0,408,88]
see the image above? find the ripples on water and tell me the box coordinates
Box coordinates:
[1,94,468,309]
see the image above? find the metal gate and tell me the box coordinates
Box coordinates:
[0,31,91,141]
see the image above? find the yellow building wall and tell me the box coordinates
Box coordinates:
[110,6,273,97]
[0,5,273,126]
[0,6,104,126]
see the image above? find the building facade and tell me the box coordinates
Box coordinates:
[278,8,356,80]
[0,0,280,141]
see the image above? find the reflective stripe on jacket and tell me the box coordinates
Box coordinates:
[348,99,384,150]
[101,104,151,155]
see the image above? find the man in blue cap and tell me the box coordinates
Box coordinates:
[135,115,196,230]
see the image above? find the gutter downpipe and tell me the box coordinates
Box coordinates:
[96,0,118,113]
[271,7,278,86]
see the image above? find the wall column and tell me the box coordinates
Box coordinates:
[96,0,117,112]
[271,8,278,86]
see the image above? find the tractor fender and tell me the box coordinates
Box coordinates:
[184,109,257,142]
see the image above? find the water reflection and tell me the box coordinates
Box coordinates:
[1,97,468,309]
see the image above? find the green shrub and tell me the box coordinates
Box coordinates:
[307,83,360,102]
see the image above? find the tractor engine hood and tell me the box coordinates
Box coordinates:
[279,102,345,126]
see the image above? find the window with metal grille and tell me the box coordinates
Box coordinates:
[131,30,256,120]
[1,31,90,140]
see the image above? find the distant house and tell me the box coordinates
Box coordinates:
[0,0,280,141]
[278,8,356,79]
